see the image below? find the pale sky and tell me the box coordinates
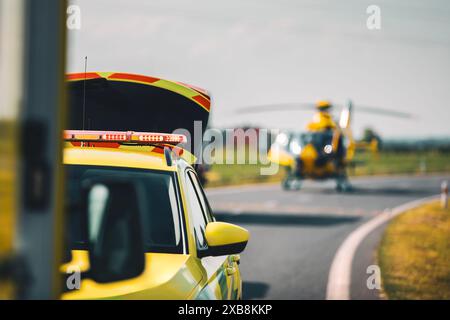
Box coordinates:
[67,0,450,139]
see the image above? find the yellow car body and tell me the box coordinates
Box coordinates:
[61,144,244,300]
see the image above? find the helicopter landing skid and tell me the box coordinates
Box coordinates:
[335,176,352,192]
[282,176,302,191]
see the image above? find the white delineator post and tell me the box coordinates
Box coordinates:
[441,181,448,209]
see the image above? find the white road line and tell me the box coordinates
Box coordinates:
[325,194,439,300]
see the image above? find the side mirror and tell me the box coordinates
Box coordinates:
[82,180,145,283]
[203,222,249,257]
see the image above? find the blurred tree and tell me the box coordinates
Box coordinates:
[362,127,383,150]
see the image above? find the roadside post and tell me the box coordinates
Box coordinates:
[0,0,67,299]
[441,181,448,209]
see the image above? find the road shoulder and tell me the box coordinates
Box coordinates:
[326,195,439,300]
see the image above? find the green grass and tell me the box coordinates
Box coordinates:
[378,201,450,299]
[206,149,450,187]
[207,163,285,187]
[352,151,450,176]
[205,146,284,187]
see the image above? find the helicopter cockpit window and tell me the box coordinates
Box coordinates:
[301,131,333,150]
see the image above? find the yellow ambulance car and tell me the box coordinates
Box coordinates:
[61,73,249,299]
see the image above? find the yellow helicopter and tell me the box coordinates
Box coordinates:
[239,100,412,191]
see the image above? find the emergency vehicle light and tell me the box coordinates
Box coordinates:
[64,130,187,145]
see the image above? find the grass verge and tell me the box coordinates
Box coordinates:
[378,200,450,299]
[207,150,450,187]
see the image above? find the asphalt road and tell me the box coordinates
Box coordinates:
[206,174,449,300]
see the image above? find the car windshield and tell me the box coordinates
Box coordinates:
[65,165,184,254]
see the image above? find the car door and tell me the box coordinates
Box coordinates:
[183,169,237,299]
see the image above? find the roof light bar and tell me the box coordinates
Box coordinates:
[102,133,128,141]
[64,130,187,145]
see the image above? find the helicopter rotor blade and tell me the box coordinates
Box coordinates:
[236,101,415,119]
[237,103,315,114]
[350,105,415,119]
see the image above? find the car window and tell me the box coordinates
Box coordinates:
[187,171,214,222]
[184,170,209,250]
[65,165,184,254]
